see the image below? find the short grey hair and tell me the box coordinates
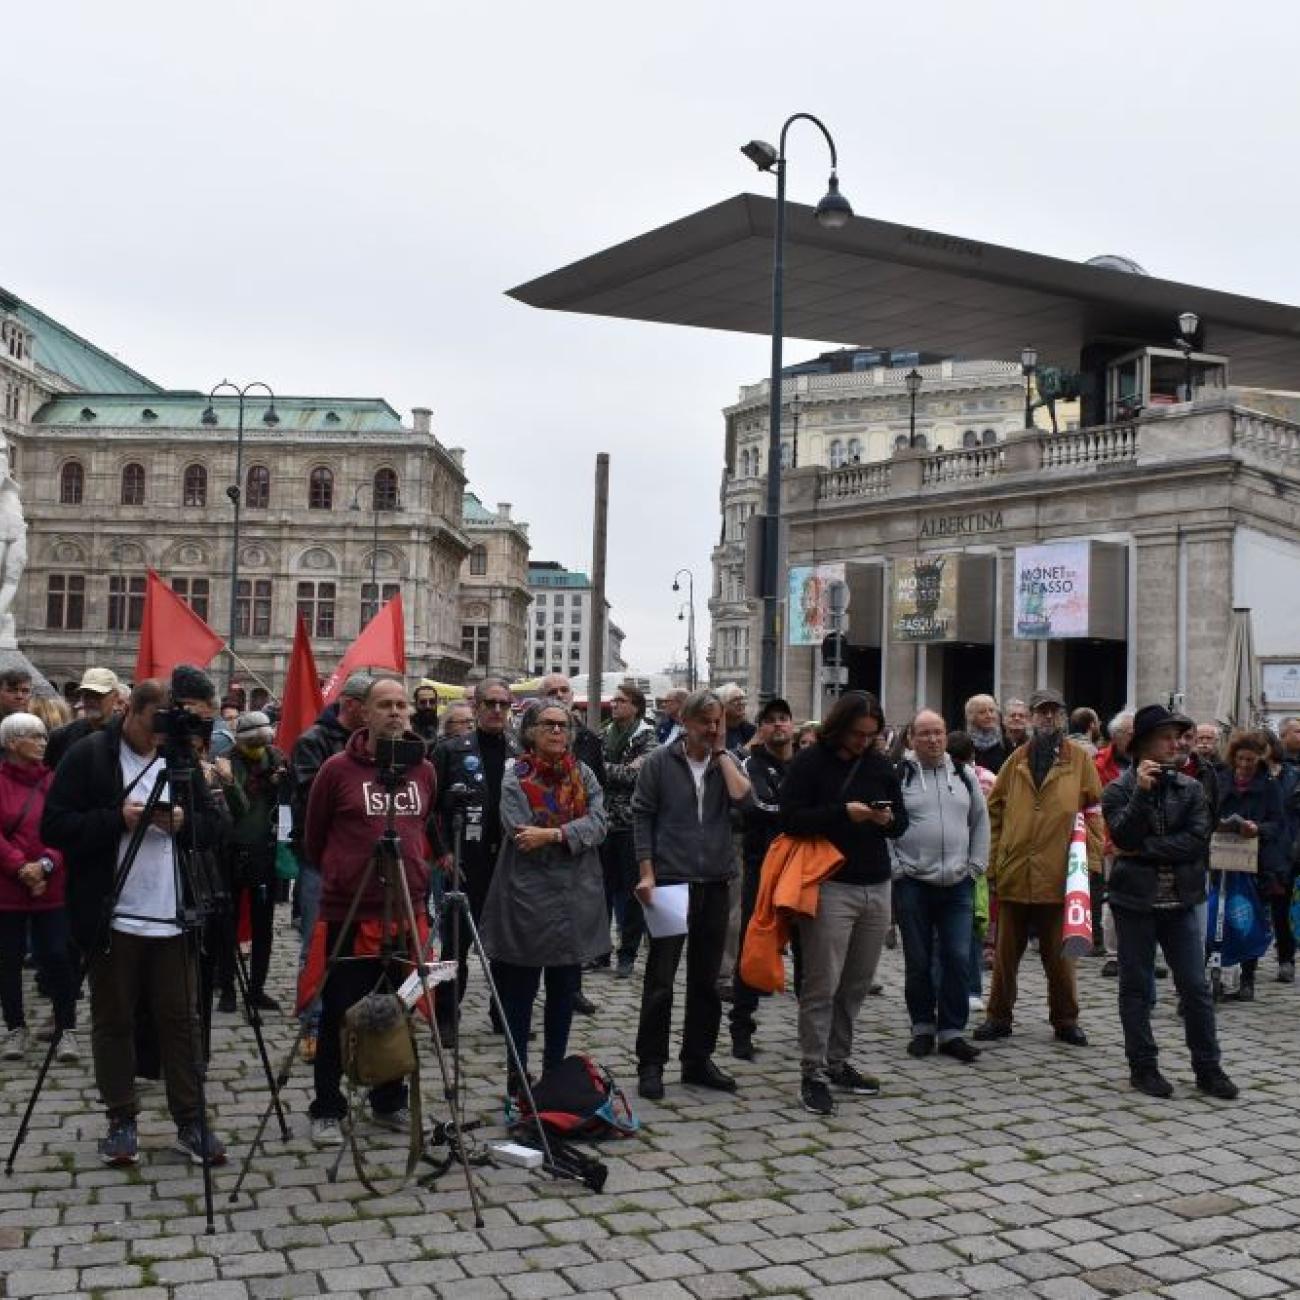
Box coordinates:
[0,712,47,747]
[1109,710,1135,735]
[519,698,573,751]
[714,682,745,706]
[681,688,723,722]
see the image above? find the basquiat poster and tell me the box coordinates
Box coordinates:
[892,554,958,642]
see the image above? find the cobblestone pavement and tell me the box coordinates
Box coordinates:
[2,916,1298,1299]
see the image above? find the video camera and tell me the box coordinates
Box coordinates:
[373,735,427,775]
[152,705,213,768]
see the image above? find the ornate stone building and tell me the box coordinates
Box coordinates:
[457,493,532,680]
[0,285,509,694]
[710,350,1039,693]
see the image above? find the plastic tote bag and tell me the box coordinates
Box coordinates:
[1207,872,1270,967]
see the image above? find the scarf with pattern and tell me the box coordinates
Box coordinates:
[514,751,588,828]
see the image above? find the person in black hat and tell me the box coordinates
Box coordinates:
[1100,705,1238,1100]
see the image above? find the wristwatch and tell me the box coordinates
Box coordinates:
[37,856,55,878]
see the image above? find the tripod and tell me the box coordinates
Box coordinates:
[4,750,286,1236]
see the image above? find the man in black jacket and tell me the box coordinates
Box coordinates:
[1101,705,1237,1100]
[45,667,121,770]
[730,697,795,1061]
[41,680,228,1168]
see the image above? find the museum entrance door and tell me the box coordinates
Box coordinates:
[938,643,995,731]
[1063,640,1128,724]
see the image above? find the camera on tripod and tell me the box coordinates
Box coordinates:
[373,735,427,777]
[447,782,485,842]
[152,704,213,764]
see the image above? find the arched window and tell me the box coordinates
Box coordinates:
[469,544,488,576]
[59,461,84,505]
[246,465,270,509]
[120,462,145,505]
[894,434,909,451]
[183,463,207,507]
[982,428,998,446]
[828,439,845,469]
[847,438,863,464]
[373,467,399,510]
[308,466,333,510]
[963,430,981,448]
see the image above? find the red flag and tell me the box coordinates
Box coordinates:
[275,613,325,752]
[134,569,225,682]
[321,593,406,704]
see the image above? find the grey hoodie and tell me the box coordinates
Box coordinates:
[890,751,990,886]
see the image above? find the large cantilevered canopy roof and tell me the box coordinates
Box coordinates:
[508,194,1300,388]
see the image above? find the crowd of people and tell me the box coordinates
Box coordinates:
[3,657,1294,1173]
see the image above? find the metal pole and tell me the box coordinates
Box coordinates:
[791,396,800,469]
[759,156,787,704]
[829,581,846,699]
[687,572,697,690]
[1023,372,1034,428]
[228,391,246,690]
[371,493,380,594]
[589,454,609,705]
[909,390,917,449]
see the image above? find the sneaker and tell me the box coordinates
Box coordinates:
[614,957,635,979]
[1101,959,1119,978]
[311,1116,343,1146]
[968,995,985,1013]
[972,1020,1012,1041]
[1195,1068,1240,1101]
[1130,1066,1174,1098]
[300,1033,318,1064]
[1233,980,1255,1003]
[2,1026,27,1060]
[907,1033,936,1058]
[572,992,597,1017]
[99,1118,140,1166]
[827,1062,880,1096]
[938,1037,981,1063]
[55,1030,81,1063]
[174,1121,227,1167]
[1278,962,1295,984]
[800,1076,834,1115]
[371,1105,412,1133]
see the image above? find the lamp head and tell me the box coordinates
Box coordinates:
[904,367,923,397]
[1178,311,1200,340]
[1020,345,1039,373]
[741,139,779,172]
[672,579,680,593]
[262,404,280,427]
[814,172,853,229]
[201,405,218,426]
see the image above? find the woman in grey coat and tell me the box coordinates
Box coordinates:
[481,699,608,1089]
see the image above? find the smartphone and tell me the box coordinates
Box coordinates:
[869,800,892,811]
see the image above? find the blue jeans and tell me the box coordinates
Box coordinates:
[493,961,580,1082]
[897,875,975,1042]
[1112,903,1220,1073]
[296,864,322,1030]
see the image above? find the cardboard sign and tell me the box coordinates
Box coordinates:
[1209,833,1258,874]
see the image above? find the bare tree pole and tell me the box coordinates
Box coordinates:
[588,453,609,712]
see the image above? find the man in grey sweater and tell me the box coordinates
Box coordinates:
[892,710,989,1062]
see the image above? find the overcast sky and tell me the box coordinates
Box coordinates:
[9,2,1300,673]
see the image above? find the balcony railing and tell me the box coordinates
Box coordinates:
[821,460,892,499]
[1039,421,1137,469]
[1232,409,1300,461]
[921,444,1004,485]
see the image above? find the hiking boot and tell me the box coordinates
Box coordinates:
[637,1065,664,1101]
[174,1121,228,1167]
[907,1033,936,1058]
[2,1026,27,1060]
[310,1116,343,1146]
[800,1076,834,1116]
[55,1030,81,1063]
[1130,1066,1174,1098]
[938,1037,981,1063]
[371,1105,412,1134]
[571,991,597,1017]
[972,1020,1012,1041]
[99,1118,139,1166]
[730,1033,755,1062]
[1054,1025,1089,1047]
[1195,1068,1240,1101]
[1278,962,1295,984]
[681,1058,737,1092]
[827,1062,880,1096]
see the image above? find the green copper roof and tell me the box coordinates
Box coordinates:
[529,565,591,588]
[30,392,404,433]
[462,492,498,522]
[0,288,162,394]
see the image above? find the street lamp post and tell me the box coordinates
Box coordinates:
[201,381,278,689]
[1020,346,1038,429]
[672,568,697,690]
[1176,310,1200,402]
[905,368,923,448]
[789,394,802,469]
[742,114,853,703]
[351,482,401,623]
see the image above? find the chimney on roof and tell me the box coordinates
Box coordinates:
[412,407,432,434]
[447,446,465,468]
[497,502,512,520]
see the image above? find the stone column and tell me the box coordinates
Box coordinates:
[1183,524,1236,721]
[1132,532,1178,705]
[997,547,1036,705]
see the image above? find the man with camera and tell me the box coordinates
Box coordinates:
[42,679,228,1167]
[304,676,435,1146]
[432,676,518,1042]
[1101,705,1238,1099]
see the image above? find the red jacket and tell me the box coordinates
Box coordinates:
[1094,744,1128,855]
[0,759,65,912]
[305,729,435,923]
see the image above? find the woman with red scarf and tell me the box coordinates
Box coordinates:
[481,699,608,1090]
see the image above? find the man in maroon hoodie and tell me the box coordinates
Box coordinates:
[304,677,436,1146]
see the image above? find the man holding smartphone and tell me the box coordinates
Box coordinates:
[631,689,751,1101]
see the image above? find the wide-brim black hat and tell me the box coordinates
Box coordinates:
[1131,704,1193,747]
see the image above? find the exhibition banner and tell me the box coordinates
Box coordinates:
[892,554,958,642]
[1013,542,1090,640]
[788,563,846,645]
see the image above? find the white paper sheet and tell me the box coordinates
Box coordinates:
[277,805,293,842]
[641,883,690,939]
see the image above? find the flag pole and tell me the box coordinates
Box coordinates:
[223,646,276,698]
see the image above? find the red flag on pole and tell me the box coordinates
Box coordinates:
[133,569,225,683]
[275,612,325,753]
[321,593,406,704]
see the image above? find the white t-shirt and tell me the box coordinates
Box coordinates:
[112,746,179,938]
[686,754,710,819]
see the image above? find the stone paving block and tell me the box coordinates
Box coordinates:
[1213,1269,1289,1298]
[891,1272,972,1298]
[681,1273,757,1299]
[6,1269,83,1297]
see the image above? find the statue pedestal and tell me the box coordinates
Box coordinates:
[0,648,56,699]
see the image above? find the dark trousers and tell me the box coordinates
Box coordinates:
[600,829,644,964]
[310,924,408,1121]
[216,881,276,997]
[0,910,76,1032]
[986,900,1079,1029]
[435,862,494,1028]
[897,876,974,1040]
[729,854,763,1039]
[88,929,204,1124]
[494,961,580,1081]
[1113,903,1220,1072]
[636,879,729,1068]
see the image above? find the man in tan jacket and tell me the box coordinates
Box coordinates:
[973,689,1103,1046]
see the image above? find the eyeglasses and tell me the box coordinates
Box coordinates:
[536,720,568,731]
[481,699,511,711]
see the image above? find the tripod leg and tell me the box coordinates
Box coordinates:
[175,925,217,1235]
[229,935,290,1140]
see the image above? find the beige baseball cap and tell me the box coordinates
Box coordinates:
[78,667,121,696]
